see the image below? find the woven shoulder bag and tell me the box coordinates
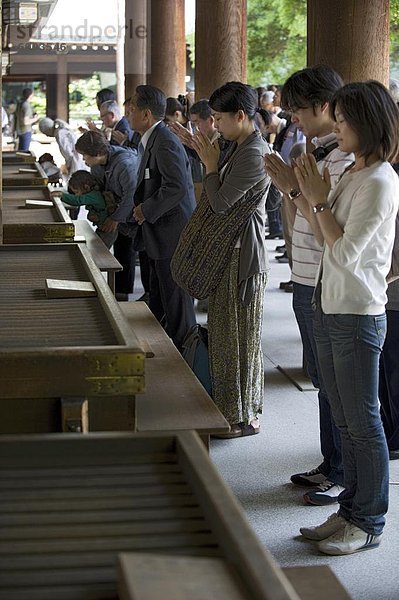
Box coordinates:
[171,184,266,299]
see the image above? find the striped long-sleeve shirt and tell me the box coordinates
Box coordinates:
[291,133,354,287]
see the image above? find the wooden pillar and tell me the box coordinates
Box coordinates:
[1,23,3,244]
[195,0,247,101]
[116,0,126,107]
[56,56,68,121]
[124,0,148,100]
[307,0,389,85]
[147,0,186,97]
[46,75,57,120]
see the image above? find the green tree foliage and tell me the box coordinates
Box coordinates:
[390,0,399,78]
[68,74,102,124]
[247,0,307,87]
[248,1,399,86]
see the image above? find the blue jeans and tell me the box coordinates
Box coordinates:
[313,310,389,535]
[293,283,343,484]
[18,131,32,151]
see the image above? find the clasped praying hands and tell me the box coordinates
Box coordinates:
[191,131,220,173]
[294,153,331,207]
[264,152,299,195]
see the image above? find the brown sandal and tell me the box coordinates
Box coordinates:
[211,424,242,439]
[212,423,260,439]
[240,423,260,437]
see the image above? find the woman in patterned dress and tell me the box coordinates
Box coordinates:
[192,81,271,437]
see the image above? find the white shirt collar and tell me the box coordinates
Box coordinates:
[140,120,163,150]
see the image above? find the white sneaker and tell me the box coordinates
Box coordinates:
[303,480,345,505]
[318,522,382,555]
[300,512,347,541]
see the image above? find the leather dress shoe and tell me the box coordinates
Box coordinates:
[389,449,399,460]
[276,251,289,263]
[265,231,283,240]
[115,292,129,302]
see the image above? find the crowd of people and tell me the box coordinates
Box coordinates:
[14,68,399,558]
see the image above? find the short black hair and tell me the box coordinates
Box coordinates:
[69,170,97,192]
[189,99,212,120]
[135,85,166,120]
[256,109,274,127]
[165,96,186,117]
[96,88,115,105]
[331,80,399,163]
[38,153,55,164]
[281,65,343,112]
[22,88,33,101]
[75,130,111,157]
[209,81,258,120]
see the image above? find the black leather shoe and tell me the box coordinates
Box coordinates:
[115,292,129,302]
[266,231,283,240]
[276,251,289,263]
[389,449,399,460]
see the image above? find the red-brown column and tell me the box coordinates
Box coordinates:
[56,56,68,121]
[147,0,186,97]
[124,0,148,99]
[307,0,389,85]
[195,0,247,100]
[0,38,2,242]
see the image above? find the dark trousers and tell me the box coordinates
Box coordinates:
[139,250,150,293]
[18,131,32,151]
[148,256,196,351]
[266,208,283,236]
[379,309,399,451]
[114,231,136,295]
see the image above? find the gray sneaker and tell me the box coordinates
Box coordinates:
[318,522,382,555]
[300,512,347,541]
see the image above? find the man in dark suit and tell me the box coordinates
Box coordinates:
[128,84,197,350]
[99,100,132,146]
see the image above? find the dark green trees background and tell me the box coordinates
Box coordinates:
[247,0,399,86]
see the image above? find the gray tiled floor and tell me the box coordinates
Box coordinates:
[208,240,399,600]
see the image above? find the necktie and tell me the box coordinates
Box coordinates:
[138,141,144,161]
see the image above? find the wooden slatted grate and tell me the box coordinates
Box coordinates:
[0,246,119,347]
[0,434,220,600]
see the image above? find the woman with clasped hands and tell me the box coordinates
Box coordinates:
[190,81,271,438]
[294,81,399,556]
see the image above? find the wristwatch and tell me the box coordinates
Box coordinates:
[312,203,329,213]
[288,188,302,201]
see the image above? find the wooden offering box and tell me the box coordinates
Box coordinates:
[0,431,301,600]
[2,186,52,202]
[0,244,145,399]
[2,161,48,186]
[1,150,36,163]
[2,192,74,244]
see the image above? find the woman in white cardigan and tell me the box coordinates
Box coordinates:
[293,81,399,556]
